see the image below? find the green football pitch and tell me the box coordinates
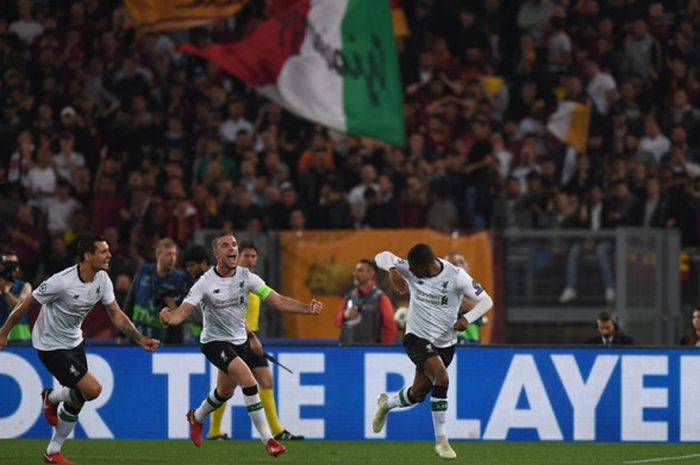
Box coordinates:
[1,440,699,465]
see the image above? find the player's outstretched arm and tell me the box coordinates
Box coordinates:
[159,302,194,327]
[265,290,322,315]
[105,301,160,351]
[0,295,37,350]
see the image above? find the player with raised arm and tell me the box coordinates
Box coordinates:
[207,241,305,441]
[371,243,493,460]
[160,231,322,457]
[0,233,160,465]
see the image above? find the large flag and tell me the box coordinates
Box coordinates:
[546,101,591,153]
[180,0,406,146]
[124,0,249,33]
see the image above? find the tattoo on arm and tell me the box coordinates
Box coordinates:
[107,302,143,342]
[120,320,143,342]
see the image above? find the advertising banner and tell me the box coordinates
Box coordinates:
[1,346,698,442]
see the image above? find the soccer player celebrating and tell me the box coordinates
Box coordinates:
[206,241,305,441]
[160,231,322,457]
[372,243,493,460]
[0,234,160,465]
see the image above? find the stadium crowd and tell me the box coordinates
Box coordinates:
[1,0,700,323]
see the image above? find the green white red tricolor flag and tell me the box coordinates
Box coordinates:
[180,0,406,146]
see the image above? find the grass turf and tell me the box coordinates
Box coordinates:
[1,440,699,465]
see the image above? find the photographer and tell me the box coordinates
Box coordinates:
[335,259,396,345]
[0,250,32,342]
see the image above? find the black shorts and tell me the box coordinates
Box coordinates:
[201,340,250,372]
[242,347,269,370]
[37,343,88,387]
[403,333,455,371]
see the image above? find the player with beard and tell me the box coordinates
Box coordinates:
[0,233,160,465]
[160,231,322,457]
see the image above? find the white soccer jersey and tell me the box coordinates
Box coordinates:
[183,267,267,345]
[32,265,116,350]
[376,251,488,347]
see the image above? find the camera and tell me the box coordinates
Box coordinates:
[0,260,18,283]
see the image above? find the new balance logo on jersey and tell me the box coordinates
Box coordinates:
[442,281,448,290]
[239,282,244,289]
[96,286,100,294]
[239,296,244,305]
[73,294,79,299]
[440,296,448,305]
[69,365,80,377]
[213,289,220,294]
[220,351,228,362]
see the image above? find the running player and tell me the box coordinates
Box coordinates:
[160,231,321,457]
[207,241,304,441]
[0,233,160,465]
[372,243,493,460]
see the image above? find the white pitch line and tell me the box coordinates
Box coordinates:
[623,453,700,464]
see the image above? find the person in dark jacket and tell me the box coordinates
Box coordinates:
[586,310,634,346]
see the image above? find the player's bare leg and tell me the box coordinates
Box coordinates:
[422,356,456,460]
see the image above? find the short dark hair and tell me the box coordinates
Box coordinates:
[211,230,234,250]
[182,245,209,265]
[596,311,619,330]
[407,243,434,267]
[76,233,105,262]
[358,259,377,273]
[238,241,258,253]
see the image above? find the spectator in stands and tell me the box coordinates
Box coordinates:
[559,184,615,303]
[679,307,700,347]
[348,163,379,227]
[336,259,396,345]
[633,175,668,228]
[587,311,634,346]
[4,204,41,282]
[42,179,81,235]
[9,0,43,45]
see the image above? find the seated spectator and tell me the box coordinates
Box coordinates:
[679,307,700,347]
[586,311,634,346]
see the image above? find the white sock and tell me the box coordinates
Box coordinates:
[431,398,448,441]
[48,387,80,404]
[46,405,78,454]
[386,387,415,410]
[194,389,224,423]
[48,387,70,404]
[244,391,272,442]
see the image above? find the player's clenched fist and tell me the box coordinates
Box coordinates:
[139,337,161,352]
[159,307,173,325]
[308,299,323,315]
